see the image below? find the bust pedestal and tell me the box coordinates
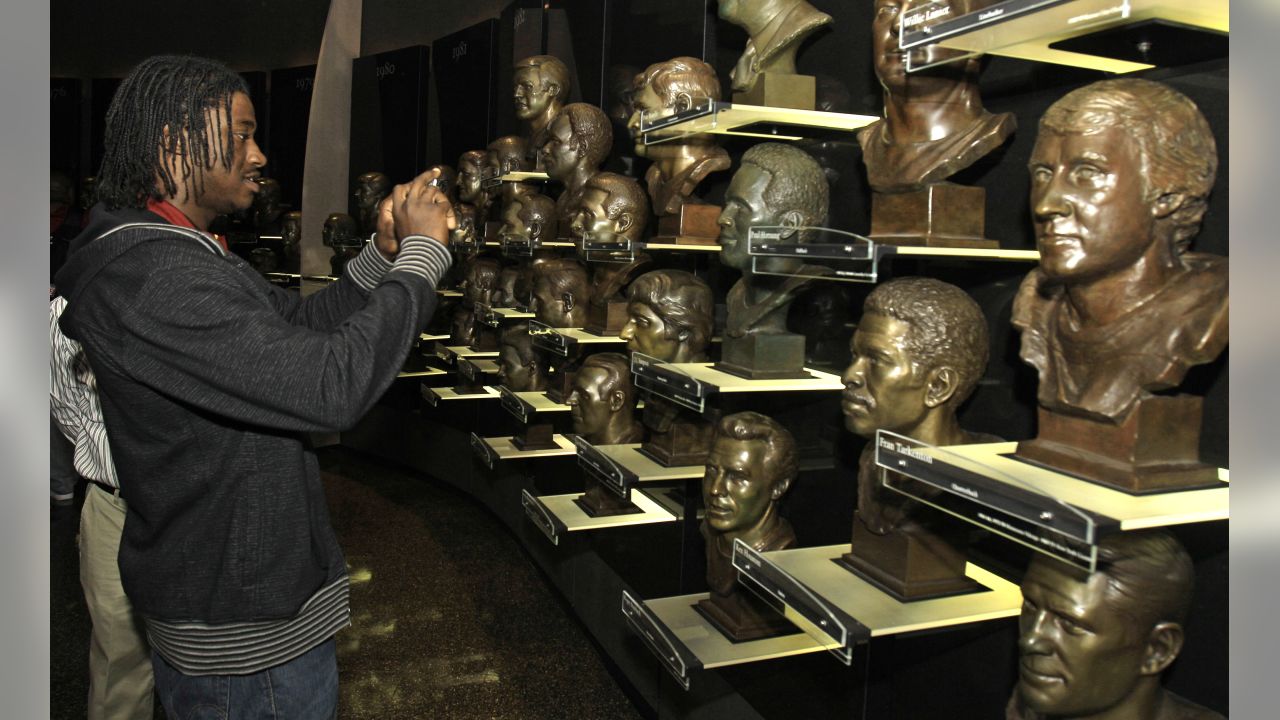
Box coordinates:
[1016,395,1219,493]
[653,204,722,246]
[869,184,997,249]
[734,72,816,111]
[716,332,810,380]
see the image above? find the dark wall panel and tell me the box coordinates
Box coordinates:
[349,45,431,198]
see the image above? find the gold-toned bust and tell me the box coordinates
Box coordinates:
[566,352,643,446]
[1009,531,1223,720]
[697,411,799,641]
[250,177,283,231]
[627,57,731,220]
[487,135,534,207]
[452,257,502,346]
[1012,78,1226,493]
[717,142,830,379]
[280,210,302,260]
[719,0,832,107]
[529,257,591,329]
[514,55,571,157]
[539,103,612,236]
[322,212,359,248]
[497,323,548,393]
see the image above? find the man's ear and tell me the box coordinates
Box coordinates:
[544,81,561,101]
[615,212,634,235]
[562,293,575,312]
[608,389,627,413]
[528,220,542,240]
[777,210,805,241]
[674,92,693,114]
[1141,622,1184,676]
[771,475,793,500]
[1152,192,1186,219]
[924,367,960,408]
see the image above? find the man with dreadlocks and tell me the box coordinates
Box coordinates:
[53,55,455,718]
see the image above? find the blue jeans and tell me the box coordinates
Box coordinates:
[152,637,338,719]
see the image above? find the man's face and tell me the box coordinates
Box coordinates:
[871,0,907,89]
[188,92,266,219]
[514,66,555,121]
[703,436,777,534]
[499,201,528,243]
[1029,124,1156,284]
[619,301,683,361]
[572,187,622,243]
[498,343,535,391]
[281,217,301,247]
[540,114,580,180]
[354,177,387,211]
[1016,557,1152,717]
[565,366,615,439]
[717,163,775,270]
[841,313,931,438]
[458,159,483,203]
[530,275,573,327]
[626,83,667,156]
[464,269,497,306]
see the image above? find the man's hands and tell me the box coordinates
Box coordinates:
[392,168,456,248]
[373,195,397,259]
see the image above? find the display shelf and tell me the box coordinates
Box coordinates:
[500,237,576,257]
[873,431,1229,571]
[572,438,704,499]
[437,289,463,298]
[469,432,577,469]
[499,387,571,424]
[396,367,448,379]
[419,332,449,342]
[476,305,535,327]
[520,488,676,546]
[579,237,722,264]
[899,0,1228,74]
[458,357,500,384]
[420,384,500,407]
[747,226,1039,284]
[432,343,499,365]
[639,99,877,145]
[631,353,843,413]
[733,541,1023,666]
[497,171,551,182]
[529,320,626,357]
[621,590,833,691]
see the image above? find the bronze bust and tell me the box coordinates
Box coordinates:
[353,171,392,238]
[697,411,799,641]
[1009,531,1223,720]
[497,323,548,393]
[719,0,832,105]
[457,149,491,222]
[321,212,359,248]
[513,55,571,157]
[250,177,284,231]
[450,203,479,247]
[539,103,612,235]
[571,172,653,334]
[619,269,714,363]
[626,57,731,220]
[487,135,534,204]
[529,258,591,329]
[452,257,502,346]
[859,0,1015,193]
[279,210,302,260]
[717,142,830,378]
[859,0,1014,247]
[499,192,559,248]
[566,352,643,446]
[840,277,995,599]
[427,163,459,203]
[1011,78,1226,492]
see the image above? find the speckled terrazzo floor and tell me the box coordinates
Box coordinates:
[50,447,643,719]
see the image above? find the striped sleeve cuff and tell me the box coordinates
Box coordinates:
[343,239,394,293]
[388,235,452,288]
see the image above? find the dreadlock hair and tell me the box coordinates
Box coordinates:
[97,55,249,210]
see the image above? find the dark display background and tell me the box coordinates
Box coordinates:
[267,64,316,211]
[349,44,431,201]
